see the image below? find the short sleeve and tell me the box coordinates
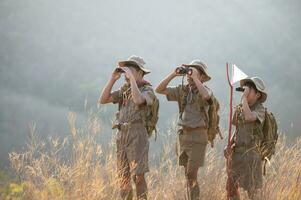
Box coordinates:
[141,87,156,106]
[111,90,121,104]
[166,85,180,101]
[252,103,266,124]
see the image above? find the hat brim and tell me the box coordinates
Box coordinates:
[118,60,151,74]
[240,78,267,103]
[182,64,211,82]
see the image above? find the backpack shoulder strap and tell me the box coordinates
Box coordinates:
[178,84,189,118]
[117,84,130,111]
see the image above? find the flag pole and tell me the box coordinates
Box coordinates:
[226,62,233,147]
[226,62,233,200]
[225,62,240,200]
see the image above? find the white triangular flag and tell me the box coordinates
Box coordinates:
[231,64,248,85]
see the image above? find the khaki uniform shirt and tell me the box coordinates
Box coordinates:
[111,85,155,124]
[233,102,265,146]
[166,85,212,129]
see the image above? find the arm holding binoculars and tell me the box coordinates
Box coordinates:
[155,70,180,95]
[99,70,121,104]
[190,68,211,100]
[241,86,257,122]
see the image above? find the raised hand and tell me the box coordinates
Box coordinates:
[111,67,122,81]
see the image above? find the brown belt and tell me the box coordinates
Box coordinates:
[181,126,207,132]
[112,119,143,130]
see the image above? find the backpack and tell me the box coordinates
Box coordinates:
[207,95,223,147]
[259,109,278,161]
[140,88,160,139]
[178,85,222,147]
[117,83,159,139]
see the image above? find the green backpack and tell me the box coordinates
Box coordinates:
[207,95,223,147]
[140,89,160,139]
[256,109,278,175]
[259,109,278,161]
[178,85,222,147]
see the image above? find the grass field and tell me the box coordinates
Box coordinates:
[1,112,300,200]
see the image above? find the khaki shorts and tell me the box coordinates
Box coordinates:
[230,148,263,190]
[177,128,208,171]
[116,123,149,177]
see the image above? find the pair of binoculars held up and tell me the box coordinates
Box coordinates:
[175,66,193,75]
[115,68,125,73]
[235,87,245,92]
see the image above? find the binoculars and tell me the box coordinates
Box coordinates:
[176,66,193,75]
[115,68,125,73]
[235,87,245,92]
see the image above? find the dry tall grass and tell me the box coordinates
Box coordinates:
[5,112,301,200]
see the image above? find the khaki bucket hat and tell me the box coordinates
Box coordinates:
[240,76,267,103]
[182,60,211,82]
[118,55,151,75]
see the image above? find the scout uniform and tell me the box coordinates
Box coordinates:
[166,60,212,200]
[111,56,155,200]
[227,77,267,200]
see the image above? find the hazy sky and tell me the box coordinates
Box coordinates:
[1,0,300,167]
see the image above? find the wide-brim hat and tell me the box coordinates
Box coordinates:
[118,55,151,75]
[182,60,211,82]
[240,76,267,103]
